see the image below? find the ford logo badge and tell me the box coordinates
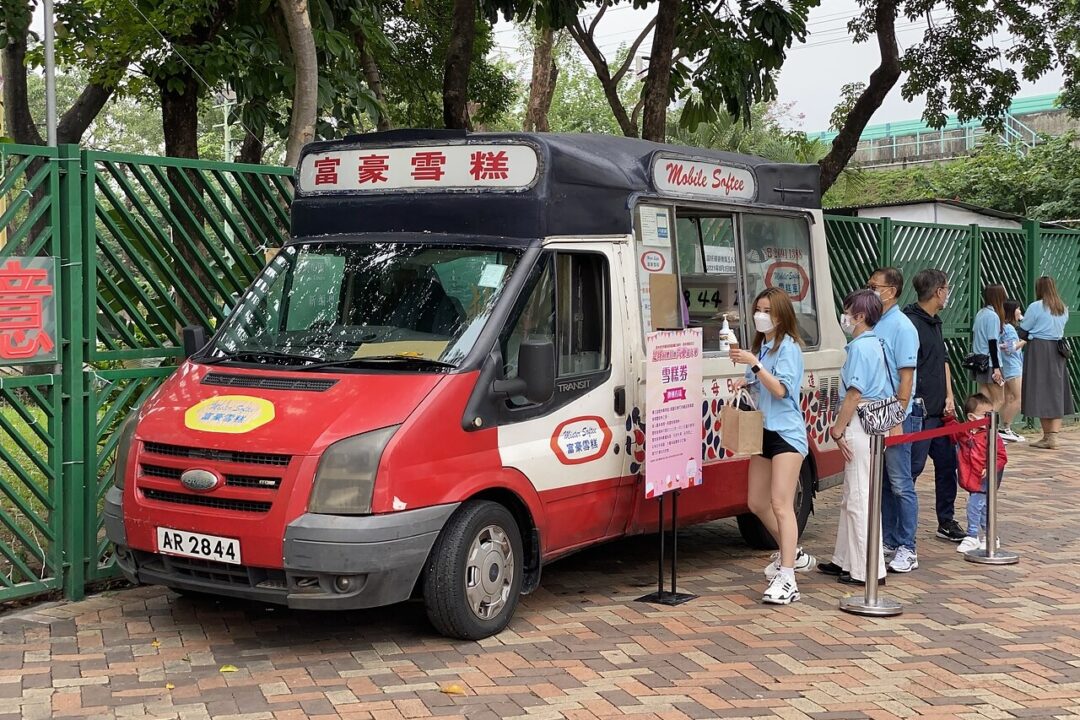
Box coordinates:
[180,469,221,492]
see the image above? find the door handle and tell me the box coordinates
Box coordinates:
[614,386,626,416]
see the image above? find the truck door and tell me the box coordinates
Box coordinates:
[496,243,631,555]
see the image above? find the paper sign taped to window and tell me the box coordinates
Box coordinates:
[638,205,672,247]
[704,245,736,275]
[478,263,507,288]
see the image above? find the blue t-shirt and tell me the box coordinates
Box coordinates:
[744,334,807,456]
[873,305,920,415]
[1020,300,1068,340]
[973,306,1002,356]
[1000,324,1023,380]
[840,331,890,403]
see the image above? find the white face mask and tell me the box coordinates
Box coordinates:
[840,313,856,335]
[753,311,774,334]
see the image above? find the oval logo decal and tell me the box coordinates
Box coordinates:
[180,469,221,492]
[184,395,276,434]
[640,250,666,272]
[550,416,613,465]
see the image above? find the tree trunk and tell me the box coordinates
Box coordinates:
[818,0,901,193]
[160,75,214,326]
[640,0,680,142]
[2,33,45,146]
[278,0,319,167]
[443,0,477,129]
[236,103,267,165]
[354,28,391,131]
[523,27,558,132]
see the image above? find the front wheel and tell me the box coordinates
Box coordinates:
[423,500,524,640]
[737,459,814,550]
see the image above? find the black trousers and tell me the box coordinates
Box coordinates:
[909,414,959,525]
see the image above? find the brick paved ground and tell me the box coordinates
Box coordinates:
[3,433,1080,720]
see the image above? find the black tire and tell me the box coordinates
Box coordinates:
[737,459,815,550]
[423,500,524,640]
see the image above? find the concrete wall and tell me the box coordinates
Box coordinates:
[854,202,1022,229]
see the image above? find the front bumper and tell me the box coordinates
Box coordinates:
[106,486,458,610]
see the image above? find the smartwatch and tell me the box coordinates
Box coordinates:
[751,364,762,375]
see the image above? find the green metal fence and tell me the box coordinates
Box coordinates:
[0,143,291,604]
[825,215,1080,406]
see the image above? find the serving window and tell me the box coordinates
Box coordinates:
[674,214,741,352]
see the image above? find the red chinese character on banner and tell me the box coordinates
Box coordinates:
[0,259,55,360]
[411,151,446,181]
[469,150,509,180]
[313,157,341,186]
[357,154,390,184]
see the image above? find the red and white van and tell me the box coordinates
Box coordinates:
[105,131,845,639]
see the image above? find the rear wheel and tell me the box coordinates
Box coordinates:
[423,500,524,640]
[737,459,814,550]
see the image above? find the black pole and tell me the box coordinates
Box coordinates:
[670,490,678,595]
[657,492,665,598]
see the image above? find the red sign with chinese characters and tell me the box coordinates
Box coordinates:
[0,257,58,364]
[298,144,540,193]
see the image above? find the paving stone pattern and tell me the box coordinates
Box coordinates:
[3,436,1080,719]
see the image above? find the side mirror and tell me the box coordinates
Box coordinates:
[493,339,555,404]
[182,325,209,359]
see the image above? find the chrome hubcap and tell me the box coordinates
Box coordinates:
[464,524,514,621]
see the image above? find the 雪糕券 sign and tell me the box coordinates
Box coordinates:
[644,329,704,499]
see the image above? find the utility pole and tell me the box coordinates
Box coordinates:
[44,0,58,146]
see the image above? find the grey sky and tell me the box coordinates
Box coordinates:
[492,1,1066,133]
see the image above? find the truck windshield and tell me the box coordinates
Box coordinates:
[203,241,522,369]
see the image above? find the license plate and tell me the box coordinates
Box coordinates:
[156,527,241,565]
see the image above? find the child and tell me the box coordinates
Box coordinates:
[999,299,1026,442]
[955,393,1008,553]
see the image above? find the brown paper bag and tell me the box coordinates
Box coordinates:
[720,394,763,456]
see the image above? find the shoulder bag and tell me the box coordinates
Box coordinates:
[856,338,907,435]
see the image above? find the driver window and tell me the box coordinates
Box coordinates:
[502,252,610,405]
[675,214,741,352]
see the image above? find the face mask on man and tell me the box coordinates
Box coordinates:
[753,312,774,334]
[840,313,856,335]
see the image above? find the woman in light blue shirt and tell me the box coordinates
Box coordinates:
[999,299,1026,442]
[1020,276,1073,448]
[819,289,889,586]
[730,287,811,605]
[972,284,1006,409]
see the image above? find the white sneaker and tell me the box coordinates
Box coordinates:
[957,536,981,553]
[764,547,818,579]
[999,428,1025,443]
[762,573,800,605]
[884,545,897,562]
[888,546,919,573]
[978,536,1001,549]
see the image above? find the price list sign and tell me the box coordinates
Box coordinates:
[644,328,704,499]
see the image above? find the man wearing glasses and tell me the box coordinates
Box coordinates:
[904,269,965,544]
[867,268,921,573]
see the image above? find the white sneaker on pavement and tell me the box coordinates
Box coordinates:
[888,546,919,573]
[764,547,818,579]
[884,545,897,562]
[957,536,981,553]
[762,573,800,605]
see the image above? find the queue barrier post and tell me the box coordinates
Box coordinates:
[840,432,903,617]
[965,411,1020,565]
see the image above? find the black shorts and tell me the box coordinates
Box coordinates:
[761,429,800,459]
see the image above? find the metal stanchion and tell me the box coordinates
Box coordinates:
[840,432,903,616]
[966,411,1019,565]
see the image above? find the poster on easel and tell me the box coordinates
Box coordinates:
[644,328,704,499]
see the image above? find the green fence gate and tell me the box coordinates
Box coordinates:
[825,215,1080,405]
[0,143,291,604]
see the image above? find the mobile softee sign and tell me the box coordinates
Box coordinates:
[644,329,704,499]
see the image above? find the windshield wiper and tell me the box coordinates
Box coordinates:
[199,349,324,366]
[301,355,456,371]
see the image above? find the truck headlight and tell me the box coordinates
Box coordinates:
[111,415,139,490]
[308,425,399,514]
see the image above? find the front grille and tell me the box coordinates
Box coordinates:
[202,372,337,392]
[143,442,290,467]
[140,464,281,490]
[146,553,287,590]
[143,488,272,513]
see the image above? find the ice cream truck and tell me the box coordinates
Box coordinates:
[105,130,846,639]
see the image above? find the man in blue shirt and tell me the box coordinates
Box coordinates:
[868,267,921,573]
